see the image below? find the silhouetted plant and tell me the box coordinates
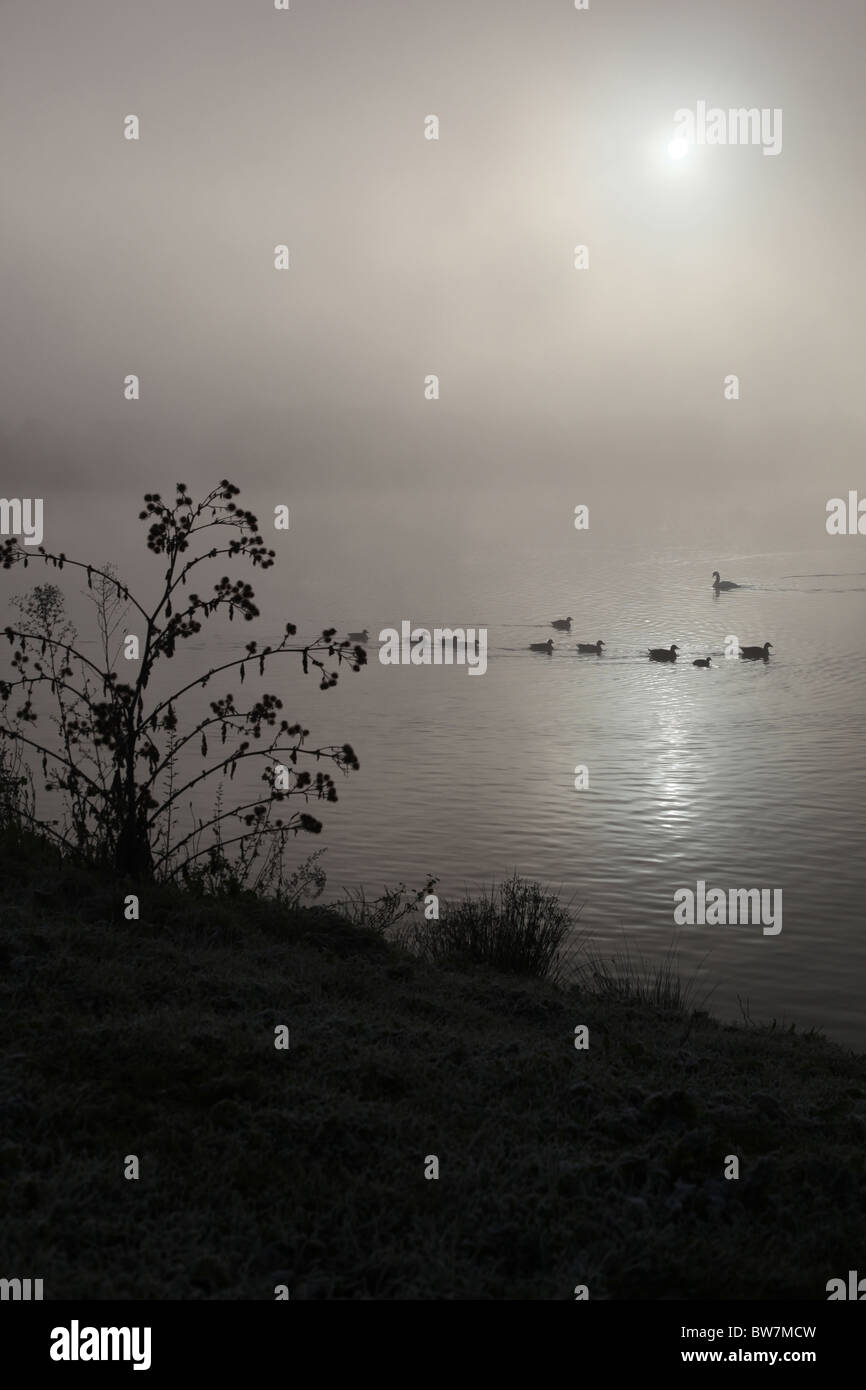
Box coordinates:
[335,876,438,936]
[0,482,364,881]
[572,943,712,1014]
[409,874,574,980]
[0,740,34,833]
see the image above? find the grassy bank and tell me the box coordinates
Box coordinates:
[1,831,864,1300]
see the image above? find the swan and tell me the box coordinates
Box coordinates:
[693,657,711,667]
[740,641,773,660]
[551,617,572,631]
[347,629,369,643]
[530,639,555,653]
[648,644,679,662]
[577,640,605,654]
[712,571,741,591]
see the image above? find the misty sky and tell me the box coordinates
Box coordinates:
[2,0,864,619]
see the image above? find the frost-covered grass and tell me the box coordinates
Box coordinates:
[1,830,864,1300]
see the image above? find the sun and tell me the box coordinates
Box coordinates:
[668,137,689,160]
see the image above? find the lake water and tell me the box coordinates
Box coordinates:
[21,543,866,1049]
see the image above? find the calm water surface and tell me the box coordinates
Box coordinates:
[80,546,866,1048]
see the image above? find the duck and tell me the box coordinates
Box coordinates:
[693,657,711,667]
[712,571,741,591]
[648,644,679,662]
[530,639,555,653]
[577,640,605,654]
[551,617,572,631]
[347,629,369,643]
[740,641,773,660]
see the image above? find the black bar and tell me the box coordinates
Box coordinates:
[1,1300,860,1378]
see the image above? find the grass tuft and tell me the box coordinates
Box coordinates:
[571,942,713,1013]
[408,874,575,980]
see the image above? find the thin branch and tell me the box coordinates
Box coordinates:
[146,741,351,827]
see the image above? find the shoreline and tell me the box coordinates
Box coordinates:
[2,833,864,1300]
